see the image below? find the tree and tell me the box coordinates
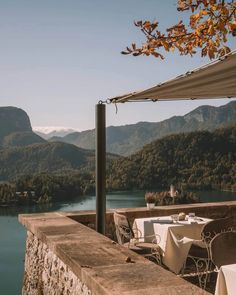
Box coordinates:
[122,0,236,59]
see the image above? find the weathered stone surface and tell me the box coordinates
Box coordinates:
[82,263,208,295]
[20,201,236,294]
[22,231,93,295]
[22,229,209,295]
[55,239,148,279]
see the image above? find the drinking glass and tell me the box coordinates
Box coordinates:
[188,212,195,222]
[171,214,179,223]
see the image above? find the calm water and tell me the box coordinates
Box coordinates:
[0,190,235,295]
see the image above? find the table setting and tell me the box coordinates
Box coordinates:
[133,213,211,274]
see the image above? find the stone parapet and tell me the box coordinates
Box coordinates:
[18,203,216,295]
[22,231,92,295]
[61,201,236,238]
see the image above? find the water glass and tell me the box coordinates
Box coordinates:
[188,212,195,222]
[171,214,179,223]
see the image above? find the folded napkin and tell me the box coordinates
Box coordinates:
[194,217,204,222]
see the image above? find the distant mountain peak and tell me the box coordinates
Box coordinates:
[184,105,216,123]
[0,106,32,144]
[33,126,78,134]
[33,126,78,139]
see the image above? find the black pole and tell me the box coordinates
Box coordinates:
[95,103,106,234]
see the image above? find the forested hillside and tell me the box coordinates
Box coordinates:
[0,140,120,181]
[0,142,95,180]
[16,171,95,200]
[1,125,235,205]
[0,171,95,205]
[1,106,235,205]
[2,131,45,148]
[107,125,236,191]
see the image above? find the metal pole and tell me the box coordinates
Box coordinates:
[95,103,106,234]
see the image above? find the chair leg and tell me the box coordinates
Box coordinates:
[143,252,162,265]
[140,246,162,265]
[192,257,209,289]
[152,247,162,265]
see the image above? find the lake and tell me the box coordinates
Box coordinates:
[0,190,236,295]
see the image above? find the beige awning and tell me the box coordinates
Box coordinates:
[110,51,236,103]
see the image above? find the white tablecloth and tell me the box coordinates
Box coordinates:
[215,264,236,295]
[133,216,210,274]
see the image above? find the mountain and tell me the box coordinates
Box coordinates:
[49,128,94,150]
[2,132,46,148]
[0,141,120,181]
[34,127,77,139]
[0,106,45,147]
[107,125,236,191]
[0,107,120,181]
[49,101,236,156]
[0,107,31,141]
[0,142,93,180]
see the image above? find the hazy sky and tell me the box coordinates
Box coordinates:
[0,0,235,132]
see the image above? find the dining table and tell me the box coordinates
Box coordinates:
[133,215,211,274]
[215,263,236,295]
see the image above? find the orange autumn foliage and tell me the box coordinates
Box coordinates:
[122,0,236,60]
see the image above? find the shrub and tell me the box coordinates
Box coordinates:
[145,192,156,204]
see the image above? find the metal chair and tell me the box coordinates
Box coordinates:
[113,212,161,264]
[210,231,236,269]
[185,216,233,289]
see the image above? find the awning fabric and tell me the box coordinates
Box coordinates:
[110,51,236,103]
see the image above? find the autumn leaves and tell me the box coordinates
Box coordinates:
[122,0,236,60]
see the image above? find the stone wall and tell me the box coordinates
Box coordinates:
[20,201,236,294]
[23,231,92,295]
[19,209,211,295]
[65,201,236,239]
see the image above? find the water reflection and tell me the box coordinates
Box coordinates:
[0,203,55,216]
[0,194,92,216]
[1,190,236,217]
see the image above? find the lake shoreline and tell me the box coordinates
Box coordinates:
[1,187,236,208]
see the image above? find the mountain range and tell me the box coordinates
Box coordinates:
[0,107,99,180]
[0,101,236,181]
[49,101,236,156]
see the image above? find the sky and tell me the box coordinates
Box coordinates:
[0,0,235,132]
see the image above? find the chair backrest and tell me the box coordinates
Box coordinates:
[201,216,233,243]
[210,231,236,268]
[113,212,134,245]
